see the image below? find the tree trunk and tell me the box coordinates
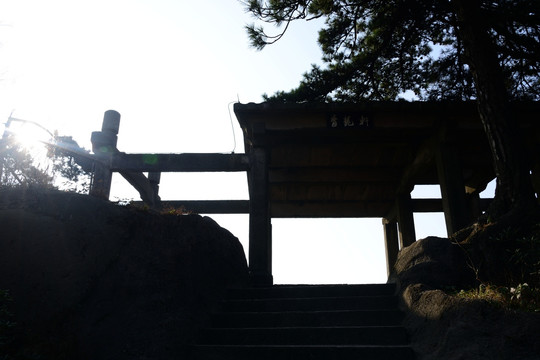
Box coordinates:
[452,0,536,220]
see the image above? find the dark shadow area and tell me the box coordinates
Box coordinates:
[0,187,248,360]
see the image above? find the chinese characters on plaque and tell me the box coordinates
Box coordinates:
[327,113,372,129]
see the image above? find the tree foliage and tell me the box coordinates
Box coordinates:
[0,134,54,188]
[48,135,93,193]
[245,0,540,222]
[245,0,540,102]
[0,130,92,193]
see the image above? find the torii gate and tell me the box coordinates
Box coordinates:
[234,101,540,286]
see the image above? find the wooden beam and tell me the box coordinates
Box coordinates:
[270,200,395,218]
[128,198,492,217]
[397,136,437,194]
[270,143,412,168]
[267,129,420,146]
[268,167,402,183]
[270,183,397,202]
[110,153,250,172]
[119,171,161,209]
[396,193,416,248]
[131,200,249,214]
[411,198,492,213]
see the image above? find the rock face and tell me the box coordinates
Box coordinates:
[394,236,476,290]
[0,187,249,360]
[394,236,540,360]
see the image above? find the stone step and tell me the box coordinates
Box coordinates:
[226,283,396,299]
[192,284,414,359]
[211,309,404,328]
[220,295,398,312]
[198,325,409,345]
[190,344,415,360]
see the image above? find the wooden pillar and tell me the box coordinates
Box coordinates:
[148,172,162,207]
[435,142,469,236]
[118,170,162,209]
[90,110,120,200]
[248,122,273,286]
[396,193,416,248]
[383,218,399,278]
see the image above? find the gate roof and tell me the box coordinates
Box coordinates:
[234,101,540,218]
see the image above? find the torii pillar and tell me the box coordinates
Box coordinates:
[247,122,273,286]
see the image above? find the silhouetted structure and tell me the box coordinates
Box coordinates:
[89,102,540,286]
[234,101,540,285]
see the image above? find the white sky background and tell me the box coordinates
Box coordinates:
[0,0,493,284]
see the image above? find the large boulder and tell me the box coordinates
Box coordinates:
[0,187,249,359]
[394,236,540,360]
[393,236,476,290]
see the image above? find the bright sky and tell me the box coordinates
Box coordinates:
[0,0,492,284]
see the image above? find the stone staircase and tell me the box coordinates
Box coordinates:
[190,283,415,359]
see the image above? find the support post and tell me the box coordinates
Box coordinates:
[248,122,273,286]
[90,110,120,200]
[383,218,399,278]
[117,170,162,209]
[435,142,469,236]
[148,172,161,207]
[396,193,416,248]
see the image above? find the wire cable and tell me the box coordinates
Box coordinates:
[227,101,238,154]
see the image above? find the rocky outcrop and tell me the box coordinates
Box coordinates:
[394,236,540,360]
[393,236,476,290]
[0,187,249,359]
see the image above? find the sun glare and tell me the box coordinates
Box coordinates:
[6,118,54,151]
[3,120,54,173]
[13,131,39,150]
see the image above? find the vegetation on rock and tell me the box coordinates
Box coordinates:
[395,235,540,359]
[451,218,540,313]
[454,283,540,312]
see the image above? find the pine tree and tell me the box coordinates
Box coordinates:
[0,134,54,188]
[244,0,540,221]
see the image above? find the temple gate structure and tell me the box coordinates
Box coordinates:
[233,101,540,286]
[87,102,540,286]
